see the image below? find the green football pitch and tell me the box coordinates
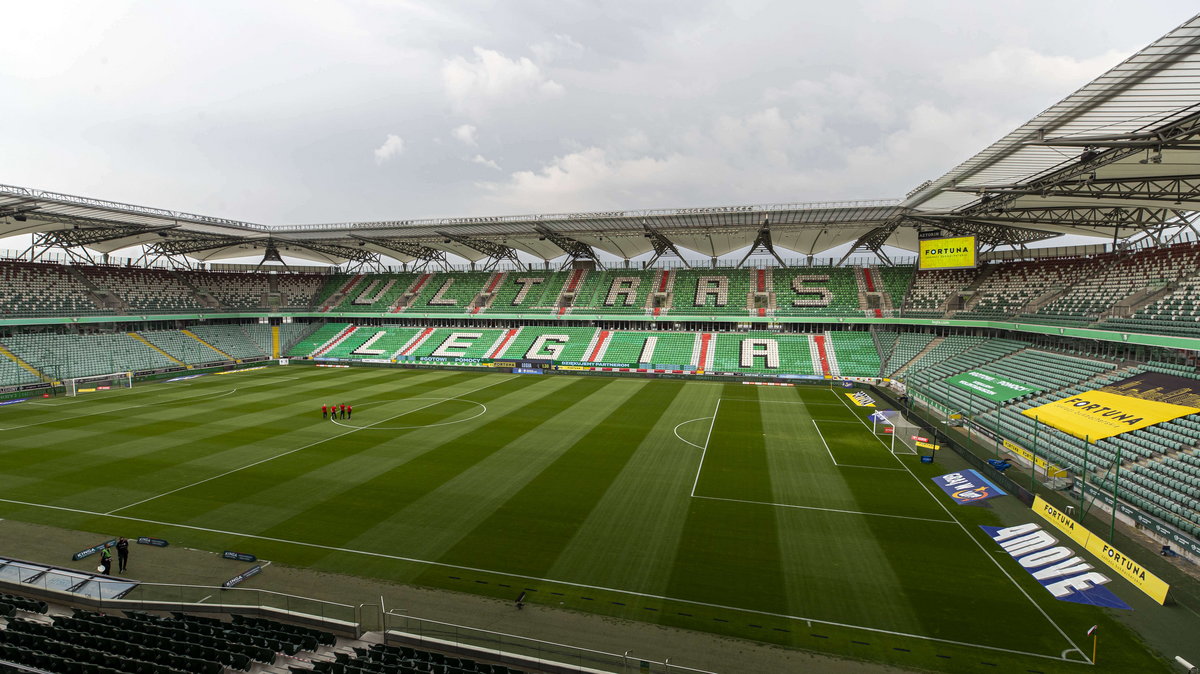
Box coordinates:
[0,365,1168,672]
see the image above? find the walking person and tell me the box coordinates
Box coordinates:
[99,546,113,575]
[116,537,129,573]
[340,404,347,419]
[321,404,327,419]
[347,404,352,420]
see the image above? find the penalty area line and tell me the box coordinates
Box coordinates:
[0,495,1083,664]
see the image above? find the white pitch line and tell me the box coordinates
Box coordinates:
[831,389,1091,664]
[0,495,1080,664]
[688,398,721,497]
[672,416,712,450]
[104,376,517,515]
[0,386,242,432]
[693,495,955,524]
[813,419,840,467]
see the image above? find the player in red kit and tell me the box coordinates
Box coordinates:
[321,404,327,419]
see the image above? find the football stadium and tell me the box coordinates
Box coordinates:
[3,8,1200,674]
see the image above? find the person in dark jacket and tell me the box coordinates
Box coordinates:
[116,537,129,573]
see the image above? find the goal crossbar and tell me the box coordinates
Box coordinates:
[66,372,133,396]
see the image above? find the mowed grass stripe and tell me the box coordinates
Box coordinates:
[247,375,609,569]
[693,396,776,502]
[0,369,469,507]
[760,403,930,635]
[423,378,683,581]
[337,376,646,580]
[665,384,790,615]
[122,372,529,529]
[544,381,720,596]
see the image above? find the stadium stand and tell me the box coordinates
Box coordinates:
[408,272,493,313]
[276,273,328,309]
[0,261,107,317]
[322,326,421,359]
[138,329,228,365]
[901,268,977,317]
[874,265,915,315]
[954,257,1099,319]
[598,331,697,366]
[287,323,353,357]
[708,332,815,375]
[825,331,881,376]
[672,269,751,316]
[486,271,556,314]
[3,332,177,379]
[80,266,205,313]
[1099,274,1200,336]
[496,327,598,361]
[881,331,934,376]
[404,328,508,359]
[291,642,527,674]
[187,324,269,360]
[773,268,862,317]
[183,271,270,310]
[1026,243,1200,326]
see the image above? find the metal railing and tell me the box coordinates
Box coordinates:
[384,611,718,674]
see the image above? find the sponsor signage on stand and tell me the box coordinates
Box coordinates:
[981,522,1130,609]
[1023,373,1200,442]
[1032,495,1170,604]
[947,370,1041,402]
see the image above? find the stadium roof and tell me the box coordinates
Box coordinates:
[2,13,1199,268]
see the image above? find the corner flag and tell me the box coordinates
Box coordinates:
[1087,625,1098,636]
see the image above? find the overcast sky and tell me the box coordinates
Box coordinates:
[1,1,1196,228]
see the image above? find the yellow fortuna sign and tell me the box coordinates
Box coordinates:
[1001,438,1068,478]
[1032,496,1170,604]
[918,236,976,270]
[1022,389,1199,441]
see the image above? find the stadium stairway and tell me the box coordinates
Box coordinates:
[809,334,832,376]
[181,329,235,361]
[0,342,48,382]
[127,332,187,367]
[390,274,435,313]
[887,333,938,377]
[320,275,365,312]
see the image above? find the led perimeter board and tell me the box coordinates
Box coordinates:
[918,235,977,270]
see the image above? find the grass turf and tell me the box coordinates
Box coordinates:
[0,365,1173,673]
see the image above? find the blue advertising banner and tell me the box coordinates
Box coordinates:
[981,524,1130,610]
[931,469,1006,505]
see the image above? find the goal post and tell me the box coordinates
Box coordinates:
[868,408,920,455]
[65,372,133,397]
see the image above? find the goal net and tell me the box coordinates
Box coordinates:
[868,409,920,455]
[66,372,133,397]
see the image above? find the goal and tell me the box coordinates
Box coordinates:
[65,372,133,397]
[868,408,920,455]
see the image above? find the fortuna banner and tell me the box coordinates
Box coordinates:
[1022,389,1199,442]
[1032,495,1170,604]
